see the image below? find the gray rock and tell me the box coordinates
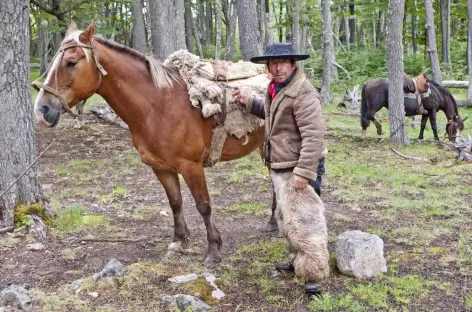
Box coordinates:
[0,284,32,310]
[162,294,213,312]
[26,242,44,251]
[335,230,387,279]
[168,273,198,283]
[72,280,82,293]
[92,258,125,281]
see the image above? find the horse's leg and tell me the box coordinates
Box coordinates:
[266,185,278,232]
[153,169,190,252]
[428,111,440,141]
[180,161,222,266]
[418,114,429,140]
[372,118,382,136]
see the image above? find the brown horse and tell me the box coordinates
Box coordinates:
[33,21,265,266]
[360,73,430,138]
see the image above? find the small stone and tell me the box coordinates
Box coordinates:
[72,280,82,293]
[87,292,99,300]
[26,242,44,251]
[93,258,125,281]
[168,273,198,283]
[159,210,169,217]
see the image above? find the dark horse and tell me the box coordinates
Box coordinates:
[32,21,266,266]
[361,74,467,142]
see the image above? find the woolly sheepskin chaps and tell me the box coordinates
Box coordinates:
[271,171,330,282]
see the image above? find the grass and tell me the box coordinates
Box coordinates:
[51,204,109,235]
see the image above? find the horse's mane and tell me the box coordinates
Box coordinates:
[428,80,459,115]
[93,36,180,89]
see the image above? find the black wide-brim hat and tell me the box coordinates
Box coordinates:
[250,43,310,64]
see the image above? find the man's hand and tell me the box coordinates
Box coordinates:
[293,174,308,190]
[232,88,251,108]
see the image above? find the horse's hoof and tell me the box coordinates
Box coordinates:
[203,253,222,267]
[304,282,323,296]
[275,262,294,272]
[265,221,279,232]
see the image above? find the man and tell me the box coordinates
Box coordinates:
[233,43,329,295]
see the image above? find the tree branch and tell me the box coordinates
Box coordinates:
[391,148,431,162]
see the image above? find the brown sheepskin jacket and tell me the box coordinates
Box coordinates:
[247,69,327,181]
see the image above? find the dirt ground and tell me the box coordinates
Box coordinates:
[1,111,471,312]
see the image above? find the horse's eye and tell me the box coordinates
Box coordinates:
[67,61,77,68]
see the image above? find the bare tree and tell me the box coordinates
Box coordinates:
[38,20,49,76]
[215,0,223,60]
[224,0,238,60]
[468,0,472,103]
[387,0,409,144]
[0,0,48,229]
[236,0,262,60]
[425,0,443,84]
[412,0,418,53]
[440,0,451,72]
[184,0,195,54]
[321,0,333,106]
[349,1,357,48]
[292,0,300,52]
[148,0,186,59]
[131,0,147,53]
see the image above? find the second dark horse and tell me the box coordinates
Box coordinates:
[360,74,467,142]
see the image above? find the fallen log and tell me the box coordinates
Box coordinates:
[442,81,469,88]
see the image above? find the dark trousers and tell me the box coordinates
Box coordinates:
[308,157,325,197]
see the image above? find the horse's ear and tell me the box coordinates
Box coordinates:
[463,116,468,122]
[79,20,96,43]
[66,21,78,36]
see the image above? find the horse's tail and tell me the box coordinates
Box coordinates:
[360,84,370,129]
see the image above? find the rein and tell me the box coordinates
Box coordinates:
[31,41,107,118]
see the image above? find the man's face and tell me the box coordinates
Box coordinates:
[268,58,296,84]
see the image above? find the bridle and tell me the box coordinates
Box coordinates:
[31,40,107,118]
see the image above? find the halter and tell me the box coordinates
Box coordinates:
[31,40,107,118]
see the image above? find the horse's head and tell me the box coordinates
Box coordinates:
[338,84,359,109]
[446,115,468,142]
[414,73,429,94]
[33,21,105,127]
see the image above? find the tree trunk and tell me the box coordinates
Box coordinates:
[236,0,262,61]
[377,10,385,44]
[387,0,409,144]
[225,0,237,60]
[184,0,195,54]
[131,0,147,54]
[440,0,451,71]
[148,0,186,59]
[292,0,300,52]
[38,20,49,76]
[259,0,266,48]
[191,10,204,58]
[215,0,222,59]
[412,0,418,53]
[321,0,333,106]
[343,6,350,50]
[468,0,472,102]
[425,0,443,84]
[0,0,47,228]
[360,23,367,48]
[349,2,357,48]
[372,13,377,48]
[278,1,283,42]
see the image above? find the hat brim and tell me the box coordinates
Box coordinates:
[249,54,310,64]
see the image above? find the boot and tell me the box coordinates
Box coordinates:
[275,262,294,272]
[304,282,323,296]
[416,105,428,115]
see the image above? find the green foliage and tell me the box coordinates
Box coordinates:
[51,204,109,234]
[14,203,48,225]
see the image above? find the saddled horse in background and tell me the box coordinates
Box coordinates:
[420,80,467,142]
[360,74,467,141]
[32,21,266,266]
[360,73,429,138]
